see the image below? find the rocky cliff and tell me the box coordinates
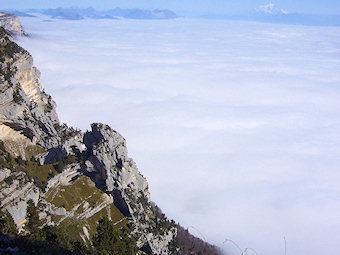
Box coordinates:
[0,18,220,255]
[0,13,26,36]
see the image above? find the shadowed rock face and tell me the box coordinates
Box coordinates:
[82,123,177,254]
[85,123,148,195]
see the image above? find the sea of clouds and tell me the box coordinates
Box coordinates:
[18,15,340,255]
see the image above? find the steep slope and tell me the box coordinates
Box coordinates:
[0,27,60,158]
[0,20,221,255]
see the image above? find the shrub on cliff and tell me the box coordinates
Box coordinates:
[0,210,17,237]
[26,199,40,234]
[93,216,137,255]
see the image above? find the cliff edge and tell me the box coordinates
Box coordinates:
[0,13,27,36]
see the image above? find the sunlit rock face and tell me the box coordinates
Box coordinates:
[0,27,60,158]
[0,170,39,231]
[0,13,26,36]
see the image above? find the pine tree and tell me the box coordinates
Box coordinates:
[26,199,40,234]
[0,210,17,236]
[93,216,137,255]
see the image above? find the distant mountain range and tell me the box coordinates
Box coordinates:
[3,5,340,26]
[0,10,35,18]
[8,7,178,20]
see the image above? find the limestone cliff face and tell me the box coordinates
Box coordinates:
[0,27,60,158]
[0,13,26,36]
[0,169,39,230]
[0,23,177,254]
[83,123,176,254]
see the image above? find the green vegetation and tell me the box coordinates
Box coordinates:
[25,145,46,161]
[54,123,81,143]
[0,27,25,87]
[0,210,17,237]
[1,140,147,254]
[26,199,40,234]
[126,188,176,238]
[0,140,13,168]
[0,140,59,191]
[93,216,137,255]
[45,176,104,211]
[1,213,135,255]
[0,139,128,244]
[52,154,78,173]
[45,175,128,241]
[18,222,88,255]
[150,204,175,236]
[19,190,134,254]
[18,199,86,254]
[12,85,23,103]
[0,27,25,58]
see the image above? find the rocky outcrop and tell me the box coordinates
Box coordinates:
[84,123,148,195]
[0,168,10,182]
[83,123,177,254]
[0,13,26,36]
[0,171,39,230]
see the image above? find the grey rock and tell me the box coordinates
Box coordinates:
[83,123,176,254]
[52,207,67,216]
[0,168,11,182]
[0,12,26,36]
[62,132,86,155]
[45,164,81,192]
[0,172,39,229]
[0,36,61,158]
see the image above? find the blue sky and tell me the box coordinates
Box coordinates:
[1,0,340,15]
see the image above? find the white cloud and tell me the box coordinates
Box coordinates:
[258,2,288,15]
[259,3,276,14]
[18,16,340,255]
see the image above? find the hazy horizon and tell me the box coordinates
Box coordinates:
[1,0,340,16]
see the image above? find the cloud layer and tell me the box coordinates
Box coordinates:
[18,16,340,255]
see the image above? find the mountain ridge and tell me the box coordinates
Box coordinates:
[13,7,178,20]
